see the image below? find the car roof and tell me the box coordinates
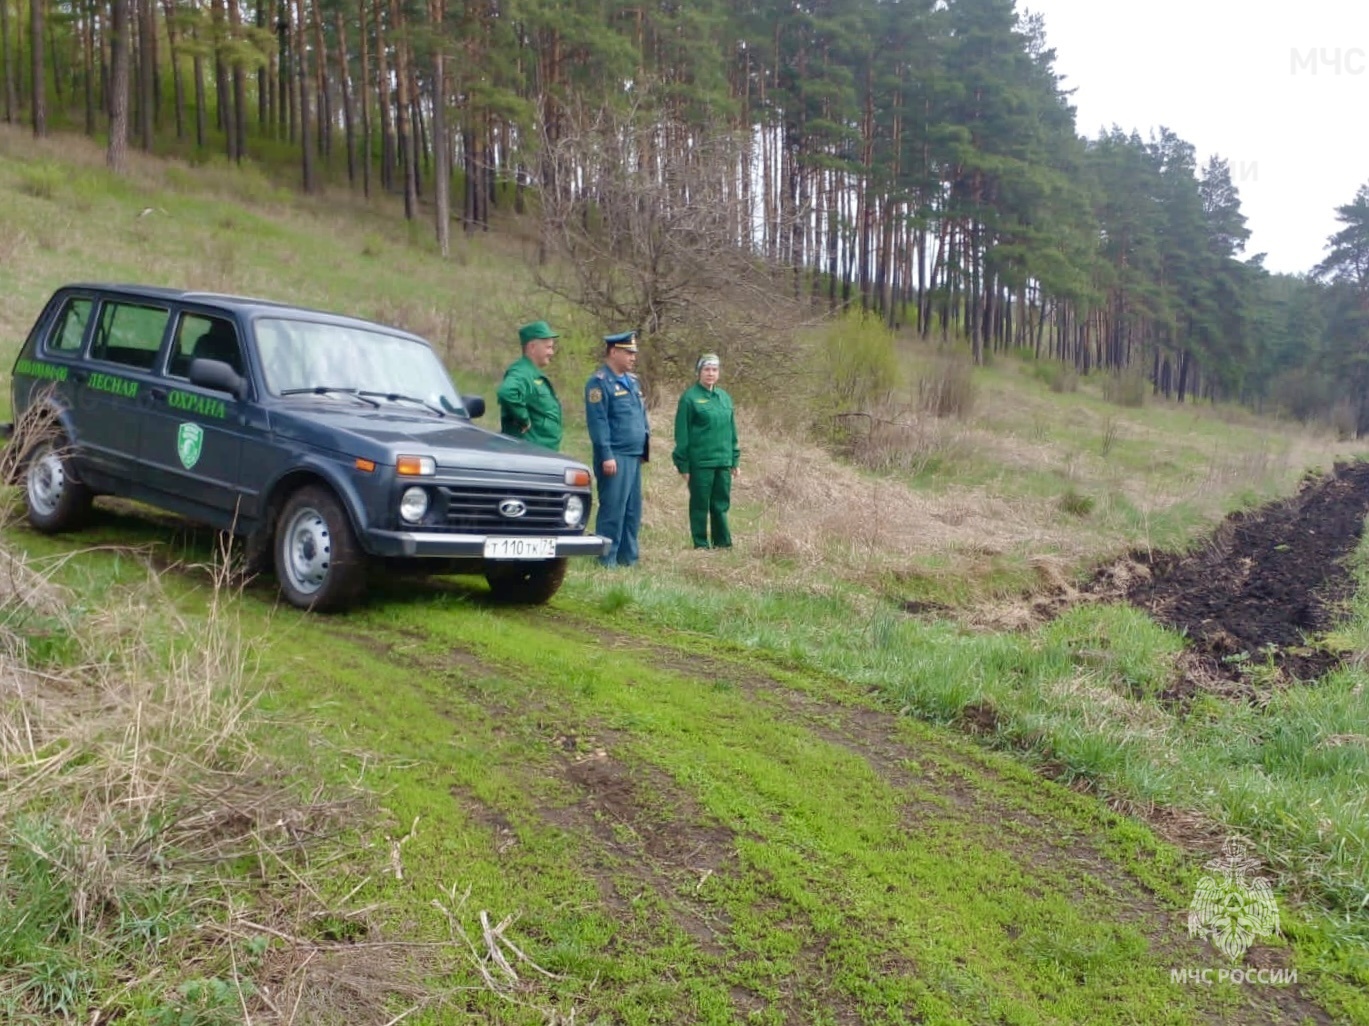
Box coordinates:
[60,283,427,342]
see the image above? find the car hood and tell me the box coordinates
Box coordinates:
[269,403,585,474]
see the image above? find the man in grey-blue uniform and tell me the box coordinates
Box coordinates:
[585,331,650,567]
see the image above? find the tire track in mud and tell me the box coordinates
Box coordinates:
[515,613,1334,1026]
[311,616,1333,1024]
[333,622,879,1023]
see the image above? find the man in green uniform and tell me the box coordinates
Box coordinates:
[498,320,563,450]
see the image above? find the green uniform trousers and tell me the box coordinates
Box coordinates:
[687,466,732,548]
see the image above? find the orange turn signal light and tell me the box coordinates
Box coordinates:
[354,458,376,473]
[397,455,436,477]
[564,468,591,487]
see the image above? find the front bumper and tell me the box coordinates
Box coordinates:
[366,530,611,559]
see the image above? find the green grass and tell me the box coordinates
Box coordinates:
[240,587,1299,1024]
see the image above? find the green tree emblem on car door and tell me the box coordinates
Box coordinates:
[177,422,204,469]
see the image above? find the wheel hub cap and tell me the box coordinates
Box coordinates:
[27,451,66,516]
[284,509,331,594]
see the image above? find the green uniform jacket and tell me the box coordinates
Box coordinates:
[497,355,563,451]
[672,382,740,472]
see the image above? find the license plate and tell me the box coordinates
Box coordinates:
[483,537,557,560]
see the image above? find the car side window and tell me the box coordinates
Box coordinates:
[90,301,170,371]
[45,297,93,354]
[170,314,243,378]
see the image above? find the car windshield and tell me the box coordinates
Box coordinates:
[254,317,464,411]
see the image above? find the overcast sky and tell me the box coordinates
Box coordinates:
[1022,0,1369,275]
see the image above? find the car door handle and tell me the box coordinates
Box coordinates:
[150,387,168,401]
[70,369,87,383]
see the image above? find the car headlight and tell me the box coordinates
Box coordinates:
[399,486,430,524]
[564,494,584,526]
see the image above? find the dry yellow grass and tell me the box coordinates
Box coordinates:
[637,406,1085,588]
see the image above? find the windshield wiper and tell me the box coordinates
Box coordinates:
[358,390,446,416]
[279,386,380,408]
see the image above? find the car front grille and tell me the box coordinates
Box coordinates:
[437,485,580,533]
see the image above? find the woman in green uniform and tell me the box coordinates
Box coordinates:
[671,353,740,549]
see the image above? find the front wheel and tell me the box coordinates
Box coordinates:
[273,485,368,612]
[23,435,93,533]
[485,557,568,605]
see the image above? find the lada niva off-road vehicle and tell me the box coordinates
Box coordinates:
[6,284,606,610]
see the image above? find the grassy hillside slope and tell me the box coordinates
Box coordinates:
[2,126,1368,1025]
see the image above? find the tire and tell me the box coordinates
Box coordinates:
[273,485,368,612]
[485,557,568,605]
[23,435,93,533]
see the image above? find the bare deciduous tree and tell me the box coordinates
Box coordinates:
[535,105,814,393]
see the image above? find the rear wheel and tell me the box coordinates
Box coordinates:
[485,557,568,605]
[273,485,368,611]
[23,434,93,533]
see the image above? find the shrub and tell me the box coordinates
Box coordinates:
[1100,368,1147,408]
[818,312,900,415]
[16,163,62,200]
[1031,361,1079,394]
[918,352,977,419]
[1330,400,1357,441]
[1099,416,1120,457]
[1058,487,1095,518]
[840,405,966,477]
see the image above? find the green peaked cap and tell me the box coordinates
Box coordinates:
[518,320,559,345]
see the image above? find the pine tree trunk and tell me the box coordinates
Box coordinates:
[462,126,474,229]
[193,50,205,147]
[256,0,266,128]
[161,0,185,140]
[409,88,424,196]
[107,0,130,171]
[535,26,560,265]
[211,0,234,158]
[138,0,155,150]
[294,0,313,191]
[310,0,329,161]
[879,197,896,324]
[333,7,355,186]
[47,9,63,107]
[826,170,839,310]
[390,0,415,218]
[82,0,95,134]
[1,0,16,122]
[357,0,370,196]
[229,0,246,160]
[30,0,45,135]
[276,3,289,139]
[430,0,448,255]
[374,0,393,193]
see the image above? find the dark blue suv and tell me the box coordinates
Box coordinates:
[6,284,606,610]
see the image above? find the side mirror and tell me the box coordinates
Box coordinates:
[189,358,246,400]
[462,394,486,419]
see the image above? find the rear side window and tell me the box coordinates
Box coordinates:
[90,302,170,371]
[44,297,93,354]
[169,314,244,378]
